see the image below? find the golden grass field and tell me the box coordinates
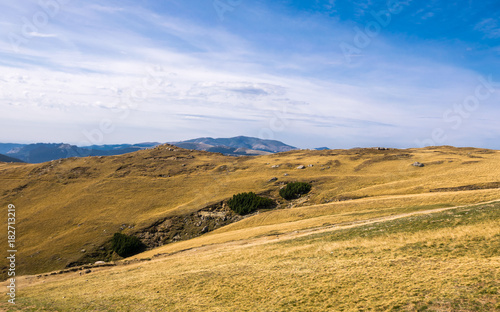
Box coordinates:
[2,199,499,311]
[0,145,499,311]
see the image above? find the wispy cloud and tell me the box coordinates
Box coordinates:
[0,0,498,148]
[26,32,58,38]
[88,4,124,13]
[475,18,500,38]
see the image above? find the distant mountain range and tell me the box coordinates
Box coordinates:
[0,143,160,164]
[0,136,298,163]
[170,136,297,156]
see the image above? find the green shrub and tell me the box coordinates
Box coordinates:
[279,182,312,200]
[227,192,274,215]
[111,233,146,258]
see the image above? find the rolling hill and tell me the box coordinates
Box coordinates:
[8,200,498,311]
[0,154,23,163]
[0,145,499,310]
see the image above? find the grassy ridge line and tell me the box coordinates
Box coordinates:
[3,199,499,311]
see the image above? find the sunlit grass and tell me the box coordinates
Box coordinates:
[1,145,499,280]
[3,201,499,311]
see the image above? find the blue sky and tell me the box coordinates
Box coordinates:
[0,0,499,149]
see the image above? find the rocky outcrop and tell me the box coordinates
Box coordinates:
[137,202,243,248]
[67,201,244,267]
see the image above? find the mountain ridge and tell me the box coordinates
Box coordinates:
[177,136,297,153]
[0,136,297,163]
[0,153,24,163]
[171,136,297,156]
[1,143,158,164]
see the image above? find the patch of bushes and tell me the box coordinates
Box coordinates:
[227,192,274,215]
[111,233,146,258]
[280,182,312,200]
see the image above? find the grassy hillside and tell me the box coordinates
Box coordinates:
[1,145,500,280]
[2,200,499,311]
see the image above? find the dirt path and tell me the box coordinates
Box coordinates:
[9,197,500,287]
[147,197,500,260]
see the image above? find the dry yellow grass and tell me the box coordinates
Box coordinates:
[2,200,499,311]
[1,145,499,278]
[134,190,500,260]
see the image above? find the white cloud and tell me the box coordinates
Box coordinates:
[26,32,58,38]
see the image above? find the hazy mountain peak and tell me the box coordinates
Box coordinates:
[175,136,297,154]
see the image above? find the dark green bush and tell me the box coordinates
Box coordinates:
[279,182,312,200]
[111,233,146,257]
[227,192,274,215]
